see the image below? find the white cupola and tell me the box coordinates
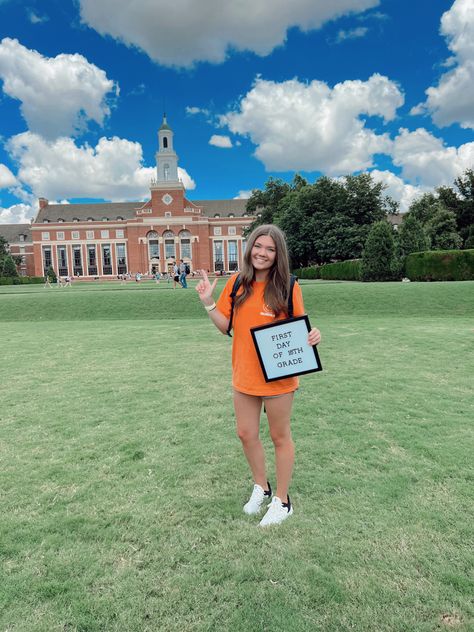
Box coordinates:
[155,114,180,184]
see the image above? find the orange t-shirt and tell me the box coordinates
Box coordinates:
[216,274,306,396]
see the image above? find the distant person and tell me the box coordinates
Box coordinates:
[56,275,63,288]
[196,224,321,527]
[172,262,180,289]
[155,272,160,284]
[44,275,52,288]
[179,259,188,288]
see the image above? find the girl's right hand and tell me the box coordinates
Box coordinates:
[195,270,218,305]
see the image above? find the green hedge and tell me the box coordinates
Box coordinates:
[320,260,361,281]
[293,266,320,279]
[0,276,44,285]
[404,249,474,281]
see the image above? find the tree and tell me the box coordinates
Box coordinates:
[361,221,400,281]
[397,215,429,257]
[1,254,19,277]
[407,193,443,225]
[426,208,462,250]
[46,265,57,282]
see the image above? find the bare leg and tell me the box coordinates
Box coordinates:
[264,392,295,501]
[233,390,268,489]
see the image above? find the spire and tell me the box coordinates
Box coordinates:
[159,113,171,131]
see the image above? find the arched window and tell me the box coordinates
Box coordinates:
[163,137,168,149]
[214,213,220,218]
[72,217,80,222]
[57,218,64,223]
[179,230,192,259]
[102,217,109,221]
[163,230,175,258]
[87,217,94,222]
[116,216,124,221]
[228,213,235,218]
[147,230,159,259]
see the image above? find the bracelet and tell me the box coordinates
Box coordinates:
[204,302,216,312]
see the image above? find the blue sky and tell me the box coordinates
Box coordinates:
[1,0,473,223]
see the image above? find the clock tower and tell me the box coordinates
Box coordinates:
[150,114,185,216]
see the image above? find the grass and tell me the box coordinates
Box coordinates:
[0,280,473,631]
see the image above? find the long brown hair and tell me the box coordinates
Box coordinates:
[235,224,291,316]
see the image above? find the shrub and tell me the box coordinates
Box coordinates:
[405,249,474,281]
[361,221,401,281]
[0,276,45,285]
[293,266,320,279]
[1,255,19,278]
[319,260,361,280]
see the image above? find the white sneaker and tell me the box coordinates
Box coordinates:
[243,482,272,515]
[259,496,293,527]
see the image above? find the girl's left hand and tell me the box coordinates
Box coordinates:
[307,327,321,346]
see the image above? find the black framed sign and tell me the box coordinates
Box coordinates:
[250,315,322,383]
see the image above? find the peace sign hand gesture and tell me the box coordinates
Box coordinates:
[195,270,218,306]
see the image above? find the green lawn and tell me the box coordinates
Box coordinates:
[1,280,473,631]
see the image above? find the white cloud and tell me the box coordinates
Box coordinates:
[186,106,210,116]
[335,26,368,43]
[222,74,403,175]
[6,132,196,202]
[0,38,117,139]
[369,169,427,212]
[0,163,17,187]
[209,134,233,148]
[28,11,49,24]
[234,190,253,199]
[391,127,474,188]
[411,0,474,129]
[78,0,379,67]
[0,202,34,224]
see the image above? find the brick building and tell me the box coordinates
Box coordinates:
[1,116,255,279]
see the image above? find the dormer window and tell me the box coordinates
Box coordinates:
[214,213,220,218]
[228,213,235,218]
[73,217,80,222]
[102,217,108,221]
[116,216,124,221]
[43,219,49,223]
[19,234,25,242]
[57,218,64,223]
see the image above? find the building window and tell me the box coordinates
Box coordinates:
[101,230,109,239]
[213,240,224,272]
[56,231,65,240]
[87,245,97,276]
[228,213,235,218]
[43,219,49,223]
[228,240,238,271]
[163,136,168,149]
[102,217,109,222]
[42,232,50,241]
[164,163,170,180]
[116,216,124,221]
[102,244,112,275]
[147,230,159,258]
[242,239,247,255]
[87,217,94,222]
[73,245,83,276]
[213,227,222,236]
[72,231,80,240]
[164,239,175,258]
[116,243,127,274]
[72,217,79,223]
[42,246,52,276]
[165,211,171,218]
[57,245,68,276]
[19,234,25,242]
[86,231,94,239]
[57,218,64,223]
[116,229,124,239]
[228,226,236,236]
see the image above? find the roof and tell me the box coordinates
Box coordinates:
[191,199,250,217]
[33,198,251,222]
[0,224,32,244]
[35,202,144,223]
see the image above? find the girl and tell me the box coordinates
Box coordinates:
[196,224,321,526]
